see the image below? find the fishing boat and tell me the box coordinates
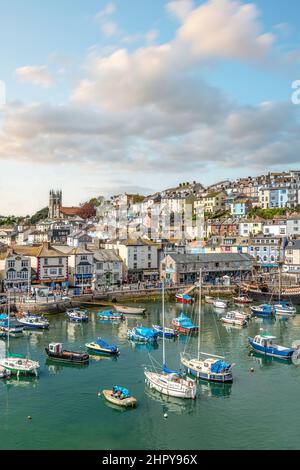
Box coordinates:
[250,304,274,317]
[97,310,124,321]
[45,342,89,364]
[152,325,178,339]
[213,299,228,309]
[145,282,197,400]
[233,295,252,305]
[0,321,24,336]
[172,313,198,335]
[248,333,296,360]
[175,293,193,304]
[102,386,137,408]
[0,366,11,379]
[221,311,247,327]
[181,269,233,383]
[114,305,146,315]
[127,326,159,343]
[17,313,49,330]
[273,301,296,316]
[86,338,120,355]
[66,309,89,322]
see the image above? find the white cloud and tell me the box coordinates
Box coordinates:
[166,0,194,22]
[95,2,116,20]
[101,20,118,37]
[15,65,55,87]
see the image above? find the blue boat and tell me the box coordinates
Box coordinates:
[17,313,49,330]
[97,310,124,321]
[66,309,89,322]
[172,313,198,335]
[0,314,8,321]
[0,320,24,335]
[152,325,178,339]
[250,304,274,317]
[127,326,159,343]
[248,333,295,360]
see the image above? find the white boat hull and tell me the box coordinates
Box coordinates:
[144,369,196,399]
[115,305,145,315]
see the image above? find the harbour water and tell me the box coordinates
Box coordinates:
[1,300,300,450]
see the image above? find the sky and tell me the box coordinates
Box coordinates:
[1,0,300,215]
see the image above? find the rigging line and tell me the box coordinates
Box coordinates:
[212,307,225,358]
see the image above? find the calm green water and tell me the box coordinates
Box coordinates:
[1,300,300,450]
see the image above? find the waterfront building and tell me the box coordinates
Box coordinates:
[160,252,253,284]
[0,249,31,291]
[248,234,286,269]
[284,239,300,278]
[105,238,160,283]
[92,249,123,289]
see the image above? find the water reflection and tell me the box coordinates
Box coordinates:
[198,380,232,399]
[145,386,196,415]
[45,359,90,373]
[128,341,159,353]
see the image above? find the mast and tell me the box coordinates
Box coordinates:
[162,280,165,367]
[197,269,202,361]
[7,291,10,354]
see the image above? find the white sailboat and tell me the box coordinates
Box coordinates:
[144,282,197,399]
[274,266,296,316]
[181,270,233,383]
[0,293,40,378]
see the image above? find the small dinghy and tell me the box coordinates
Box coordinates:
[248,333,297,360]
[175,293,193,304]
[233,295,252,305]
[221,311,247,327]
[114,305,146,315]
[152,325,178,339]
[97,310,124,321]
[128,326,159,343]
[250,304,274,317]
[45,343,89,364]
[17,313,49,330]
[102,386,137,408]
[273,301,296,316]
[172,313,198,335]
[66,309,89,322]
[213,299,228,309]
[86,338,120,355]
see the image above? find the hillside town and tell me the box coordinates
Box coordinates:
[0,169,300,294]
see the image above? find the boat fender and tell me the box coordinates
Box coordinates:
[164,413,168,419]
[188,380,194,387]
[250,368,255,373]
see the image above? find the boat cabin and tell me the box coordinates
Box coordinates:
[48,343,63,354]
[254,335,276,347]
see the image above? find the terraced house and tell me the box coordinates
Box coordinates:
[0,249,31,291]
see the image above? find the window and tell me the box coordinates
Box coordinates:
[44,259,48,265]
[58,258,62,264]
[148,262,151,268]
[81,255,88,261]
[8,261,15,268]
[134,254,137,261]
[50,268,57,276]
[148,254,151,260]
[58,268,62,276]
[21,260,28,268]
[133,263,137,269]
[96,262,103,270]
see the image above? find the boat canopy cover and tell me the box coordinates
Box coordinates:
[177,293,192,300]
[163,364,182,376]
[0,314,8,320]
[99,310,113,316]
[135,327,158,339]
[95,338,118,352]
[211,360,231,373]
[113,386,129,398]
[175,313,196,329]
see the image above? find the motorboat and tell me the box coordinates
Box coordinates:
[213,299,228,309]
[181,354,233,383]
[273,301,296,316]
[66,309,89,322]
[86,338,120,355]
[97,310,124,321]
[114,305,146,315]
[233,295,253,305]
[250,304,274,317]
[175,293,193,304]
[17,313,49,330]
[152,325,178,339]
[221,311,247,327]
[45,343,89,364]
[248,333,296,360]
[127,326,159,343]
[172,313,198,335]
[102,386,137,408]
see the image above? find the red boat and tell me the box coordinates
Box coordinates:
[233,295,253,305]
[175,293,193,304]
[172,313,198,335]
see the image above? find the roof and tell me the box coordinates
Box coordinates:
[93,249,122,262]
[60,207,81,216]
[165,252,253,264]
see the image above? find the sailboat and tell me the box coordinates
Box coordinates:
[144,282,197,399]
[181,270,233,383]
[233,267,252,304]
[0,293,40,378]
[273,265,296,316]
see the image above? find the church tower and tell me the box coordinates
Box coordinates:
[49,190,62,219]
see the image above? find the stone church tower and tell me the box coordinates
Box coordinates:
[48,190,62,219]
